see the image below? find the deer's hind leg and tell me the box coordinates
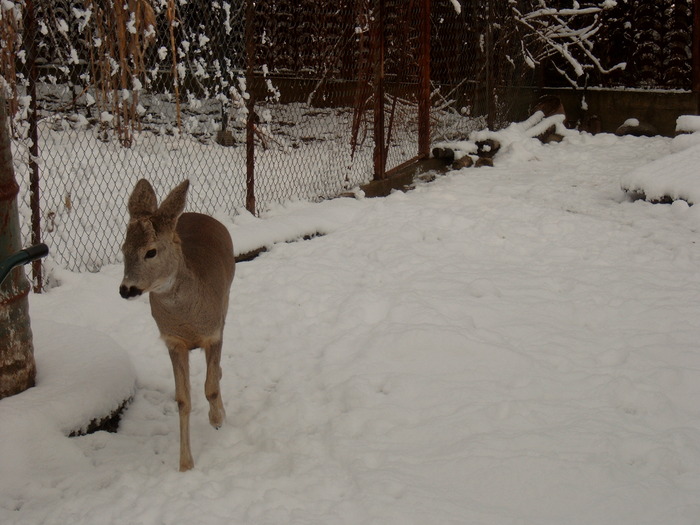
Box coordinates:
[204,339,226,429]
[167,341,194,472]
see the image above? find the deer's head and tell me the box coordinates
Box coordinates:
[120,179,189,299]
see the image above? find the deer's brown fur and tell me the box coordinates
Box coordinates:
[120,179,235,471]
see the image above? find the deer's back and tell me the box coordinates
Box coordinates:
[177,212,235,286]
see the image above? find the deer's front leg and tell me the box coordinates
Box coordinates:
[204,339,226,429]
[167,341,194,471]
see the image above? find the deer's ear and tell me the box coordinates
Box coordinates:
[128,179,158,219]
[157,179,189,225]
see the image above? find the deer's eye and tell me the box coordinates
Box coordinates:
[145,249,157,259]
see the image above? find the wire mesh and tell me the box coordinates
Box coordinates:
[5,0,252,274]
[0,0,696,280]
[2,0,433,276]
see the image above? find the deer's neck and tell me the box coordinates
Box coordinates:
[152,251,193,300]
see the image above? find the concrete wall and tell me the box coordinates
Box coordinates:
[253,78,699,138]
[538,88,699,137]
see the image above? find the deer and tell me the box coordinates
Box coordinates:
[119,179,235,471]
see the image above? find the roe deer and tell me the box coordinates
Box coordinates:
[120,179,235,471]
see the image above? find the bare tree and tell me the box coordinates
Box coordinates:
[0,93,37,399]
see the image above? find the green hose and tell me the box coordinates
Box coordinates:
[0,244,49,285]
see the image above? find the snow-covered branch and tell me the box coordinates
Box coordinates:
[509,1,625,87]
[447,0,462,15]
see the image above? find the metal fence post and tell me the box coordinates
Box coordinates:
[485,0,494,129]
[23,0,42,292]
[418,0,431,158]
[245,0,256,215]
[693,0,700,113]
[372,0,386,181]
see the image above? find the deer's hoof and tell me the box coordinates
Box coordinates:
[209,406,226,429]
[179,456,194,472]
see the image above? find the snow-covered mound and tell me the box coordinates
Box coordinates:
[676,115,700,134]
[621,139,700,204]
[0,320,135,505]
[227,198,364,258]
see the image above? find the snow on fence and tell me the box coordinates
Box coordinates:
[3,0,434,278]
[1,0,696,283]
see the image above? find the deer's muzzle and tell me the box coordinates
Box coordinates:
[119,284,143,299]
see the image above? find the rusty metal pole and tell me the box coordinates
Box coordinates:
[24,0,42,292]
[693,0,700,113]
[372,0,386,180]
[245,0,256,215]
[418,0,431,158]
[0,93,37,399]
[485,0,494,129]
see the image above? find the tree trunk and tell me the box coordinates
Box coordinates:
[0,94,36,399]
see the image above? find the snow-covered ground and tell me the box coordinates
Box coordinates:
[3,127,700,524]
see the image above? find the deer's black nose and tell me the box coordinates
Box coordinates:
[119,285,142,299]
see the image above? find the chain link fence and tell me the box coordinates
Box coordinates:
[1,0,697,283]
[2,0,432,279]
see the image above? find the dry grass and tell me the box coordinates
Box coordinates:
[85,0,157,146]
[1,1,186,148]
[0,4,20,131]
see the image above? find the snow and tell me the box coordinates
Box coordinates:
[620,133,700,204]
[3,129,700,524]
[431,110,574,164]
[676,115,700,134]
[11,98,420,272]
[0,320,135,512]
